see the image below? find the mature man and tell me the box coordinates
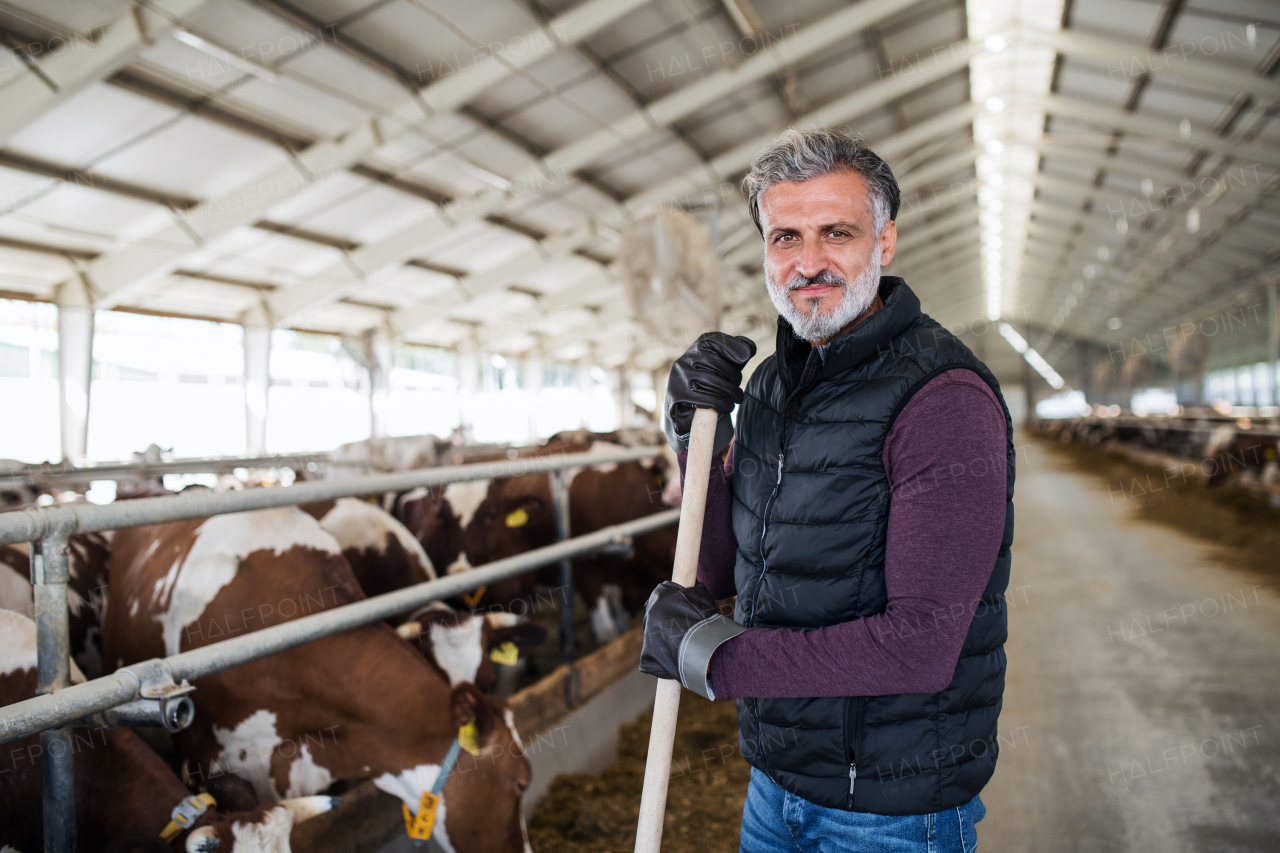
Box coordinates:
[640,127,1014,851]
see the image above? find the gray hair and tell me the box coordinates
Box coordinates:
[742,127,901,236]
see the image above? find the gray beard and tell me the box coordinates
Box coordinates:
[766,245,882,343]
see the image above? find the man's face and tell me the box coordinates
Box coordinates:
[759,170,898,342]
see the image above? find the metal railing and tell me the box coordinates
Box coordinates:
[0,444,675,852]
[2,452,340,489]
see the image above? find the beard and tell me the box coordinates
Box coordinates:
[766,243,882,343]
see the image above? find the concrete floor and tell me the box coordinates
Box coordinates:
[977,435,1280,852]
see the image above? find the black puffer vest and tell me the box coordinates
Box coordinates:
[731,277,1015,815]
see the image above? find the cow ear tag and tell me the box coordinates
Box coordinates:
[490,641,519,666]
[402,790,440,840]
[504,507,529,528]
[459,717,481,756]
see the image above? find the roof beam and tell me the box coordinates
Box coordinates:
[77,0,653,310]
[0,0,211,144]
[1044,94,1280,172]
[268,3,968,327]
[1026,26,1280,103]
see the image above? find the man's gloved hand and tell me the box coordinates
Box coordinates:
[665,332,758,439]
[640,580,745,699]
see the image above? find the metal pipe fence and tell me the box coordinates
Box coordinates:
[0,444,673,852]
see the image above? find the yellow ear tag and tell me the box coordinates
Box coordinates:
[459,717,481,756]
[402,790,440,840]
[461,585,487,608]
[505,507,529,528]
[490,641,519,666]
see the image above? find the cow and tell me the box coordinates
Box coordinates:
[299,498,436,612]
[1,609,337,852]
[435,437,677,644]
[394,606,547,695]
[1203,425,1280,488]
[101,506,533,853]
[0,532,111,679]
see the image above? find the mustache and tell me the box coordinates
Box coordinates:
[785,270,847,291]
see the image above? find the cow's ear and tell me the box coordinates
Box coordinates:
[490,622,548,654]
[450,682,483,730]
[504,496,546,527]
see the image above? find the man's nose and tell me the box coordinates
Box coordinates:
[795,242,830,279]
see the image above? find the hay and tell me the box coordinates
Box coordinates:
[529,693,750,853]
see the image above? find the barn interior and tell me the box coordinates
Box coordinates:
[1,0,1279,851]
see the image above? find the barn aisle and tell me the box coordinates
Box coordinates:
[977,435,1280,852]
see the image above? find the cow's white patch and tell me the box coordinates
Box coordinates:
[373,766,456,853]
[213,709,284,802]
[230,804,295,853]
[0,610,36,676]
[318,498,436,578]
[285,744,333,798]
[503,708,525,753]
[0,561,32,612]
[444,480,490,528]
[154,507,340,655]
[445,551,473,574]
[590,594,620,645]
[428,616,484,685]
[485,611,520,628]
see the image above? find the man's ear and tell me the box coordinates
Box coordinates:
[878,219,897,267]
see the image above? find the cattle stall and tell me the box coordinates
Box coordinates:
[0,445,676,853]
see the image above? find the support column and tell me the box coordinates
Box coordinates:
[56,280,93,464]
[522,356,543,444]
[365,328,393,439]
[577,360,593,429]
[242,305,272,456]
[456,347,478,440]
[616,367,634,428]
[1268,281,1278,410]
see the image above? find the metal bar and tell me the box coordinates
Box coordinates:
[0,447,661,546]
[0,509,679,744]
[550,470,575,665]
[32,519,75,853]
[1,452,339,489]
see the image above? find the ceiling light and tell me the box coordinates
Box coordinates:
[984,139,1005,155]
[1141,178,1154,195]
[984,172,1004,188]
[1116,218,1128,235]
[1179,118,1192,140]
[984,97,1005,113]
[1096,246,1109,261]
[983,34,1007,52]
[1107,317,1122,330]
[1187,207,1201,234]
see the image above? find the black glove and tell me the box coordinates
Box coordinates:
[665,333,757,438]
[640,581,745,699]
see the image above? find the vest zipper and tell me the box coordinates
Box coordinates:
[747,449,785,625]
[849,763,857,802]
[848,696,864,808]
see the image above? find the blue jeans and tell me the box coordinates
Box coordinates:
[740,767,985,853]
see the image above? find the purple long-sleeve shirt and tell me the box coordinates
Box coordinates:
[681,367,1008,699]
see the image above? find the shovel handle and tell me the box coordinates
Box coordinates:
[634,407,720,853]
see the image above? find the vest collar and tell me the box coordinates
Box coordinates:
[775,276,922,394]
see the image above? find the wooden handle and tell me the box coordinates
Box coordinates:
[634,407,719,853]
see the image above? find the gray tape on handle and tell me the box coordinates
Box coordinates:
[677,614,746,699]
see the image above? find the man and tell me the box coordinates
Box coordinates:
[640,127,1014,851]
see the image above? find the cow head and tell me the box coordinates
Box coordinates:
[374,682,531,853]
[396,487,465,575]
[396,607,546,693]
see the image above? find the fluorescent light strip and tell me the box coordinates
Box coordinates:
[999,322,1064,389]
[966,0,1063,321]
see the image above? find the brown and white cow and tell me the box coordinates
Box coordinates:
[1203,425,1280,488]
[299,498,435,614]
[101,506,533,853]
[0,532,111,679]
[1,609,336,852]
[410,435,677,643]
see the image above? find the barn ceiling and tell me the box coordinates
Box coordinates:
[0,0,1275,386]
